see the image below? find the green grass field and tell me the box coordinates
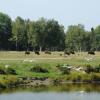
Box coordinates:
[0,51,100,88]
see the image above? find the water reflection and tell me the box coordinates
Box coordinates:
[0,83,100,93]
[0,84,100,100]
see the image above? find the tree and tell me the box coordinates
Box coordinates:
[45,19,65,51]
[25,19,36,50]
[90,27,96,51]
[0,11,100,52]
[34,18,47,51]
[0,12,12,50]
[65,24,85,51]
[94,26,100,51]
[11,17,26,50]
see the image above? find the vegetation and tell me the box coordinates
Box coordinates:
[30,65,49,73]
[0,11,100,88]
[0,51,99,88]
[0,12,100,51]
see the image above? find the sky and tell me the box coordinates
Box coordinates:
[0,0,100,31]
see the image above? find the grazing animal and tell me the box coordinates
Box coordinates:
[25,51,30,55]
[88,51,95,55]
[70,51,75,54]
[64,51,70,55]
[35,51,40,55]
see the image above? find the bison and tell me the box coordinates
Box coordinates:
[88,51,95,55]
[25,51,30,55]
[64,51,70,55]
[35,51,40,55]
[70,51,75,54]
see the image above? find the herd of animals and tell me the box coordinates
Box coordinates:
[25,50,95,56]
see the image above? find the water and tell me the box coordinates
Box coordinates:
[0,84,100,100]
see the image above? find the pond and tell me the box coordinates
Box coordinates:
[0,84,100,100]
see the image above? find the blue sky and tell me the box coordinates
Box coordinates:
[0,0,100,30]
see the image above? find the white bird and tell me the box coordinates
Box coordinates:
[79,91,85,93]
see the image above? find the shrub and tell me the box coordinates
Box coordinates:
[56,64,61,68]
[6,67,17,75]
[93,65,100,73]
[91,73,100,81]
[30,65,49,73]
[0,67,6,74]
[57,64,70,74]
[85,64,94,74]
[61,67,70,74]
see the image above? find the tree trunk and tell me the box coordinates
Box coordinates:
[39,46,42,52]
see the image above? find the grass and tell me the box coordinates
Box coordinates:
[0,51,100,66]
[0,51,100,87]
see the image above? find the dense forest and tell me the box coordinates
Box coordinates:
[0,12,100,51]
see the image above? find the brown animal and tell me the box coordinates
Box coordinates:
[88,51,95,55]
[25,51,30,55]
[35,51,40,55]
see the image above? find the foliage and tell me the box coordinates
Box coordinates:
[0,66,6,74]
[65,24,85,51]
[56,64,71,74]
[30,65,49,73]
[0,12,12,50]
[6,67,17,75]
[85,64,94,74]
[85,64,100,73]
[0,12,100,51]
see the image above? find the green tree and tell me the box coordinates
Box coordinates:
[25,19,36,50]
[90,27,96,51]
[94,26,100,50]
[45,19,65,51]
[34,18,47,51]
[65,24,85,51]
[0,12,12,50]
[11,17,26,50]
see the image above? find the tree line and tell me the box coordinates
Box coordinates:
[0,12,100,51]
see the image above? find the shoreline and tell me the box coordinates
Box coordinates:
[0,77,100,89]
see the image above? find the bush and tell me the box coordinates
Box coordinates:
[6,67,17,75]
[56,64,70,74]
[61,67,70,74]
[0,67,6,74]
[30,65,49,73]
[93,65,100,73]
[85,64,94,74]
[56,64,61,68]
[85,64,100,73]
[90,73,100,82]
